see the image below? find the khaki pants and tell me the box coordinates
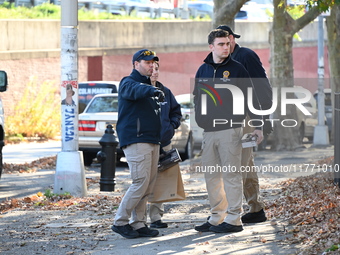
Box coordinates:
[202,128,243,226]
[241,116,264,213]
[149,143,172,223]
[114,143,159,230]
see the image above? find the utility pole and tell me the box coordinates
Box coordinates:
[54,0,87,197]
[313,15,329,146]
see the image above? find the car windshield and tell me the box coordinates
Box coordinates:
[86,97,119,113]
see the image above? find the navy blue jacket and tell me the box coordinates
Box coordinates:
[155,81,182,147]
[116,69,161,148]
[231,44,272,110]
[193,53,262,132]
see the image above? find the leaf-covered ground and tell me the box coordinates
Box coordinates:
[266,171,340,254]
[1,155,339,254]
[3,155,57,174]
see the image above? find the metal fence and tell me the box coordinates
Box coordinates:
[0,0,212,19]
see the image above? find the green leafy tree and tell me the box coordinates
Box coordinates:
[269,0,323,150]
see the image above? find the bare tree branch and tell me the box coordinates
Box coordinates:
[214,0,248,28]
[292,6,321,35]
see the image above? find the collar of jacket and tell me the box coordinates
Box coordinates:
[204,52,232,66]
[155,81,165,91]
[130,69,152,85]
[231,43,241,57]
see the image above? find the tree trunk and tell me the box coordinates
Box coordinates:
[326,5,340,139]
[269,0,301,150]
[269,0,321,150]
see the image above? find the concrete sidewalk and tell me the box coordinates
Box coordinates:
[0,144,334,255]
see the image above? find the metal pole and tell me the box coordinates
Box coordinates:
[313,15,329,145]
[54,0,87,197]
[334,92,340,187]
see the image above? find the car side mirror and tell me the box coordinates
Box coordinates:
[0,70,8,92]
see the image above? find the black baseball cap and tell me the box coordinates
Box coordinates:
[216,25,241,38]
[132,49,159,63]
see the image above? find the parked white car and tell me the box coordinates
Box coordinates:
[78,81,119,113]
[79,93,193,166]
[175,93,203,149]
[0,70,8,180]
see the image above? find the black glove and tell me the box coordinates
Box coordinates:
[263,115,273,136]
[159,147,166,159]
[154,89,165,102]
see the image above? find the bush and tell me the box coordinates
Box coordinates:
[5,77,61,141]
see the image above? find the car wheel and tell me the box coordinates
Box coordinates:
[116,154,122,163]
[306,136,313,142]
[83,152,95,166]
[298,123,305,143]
[0,151,2,179]
[0,141,3,179]
[182,133,194,161]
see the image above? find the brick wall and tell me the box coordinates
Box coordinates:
[0,20,329,118]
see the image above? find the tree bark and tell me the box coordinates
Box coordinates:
[326,5,340,140]
[269,0,321,150]
[213,0,248,28]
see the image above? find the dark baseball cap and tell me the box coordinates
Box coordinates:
[216,25,241,38]
[132,49,159,63]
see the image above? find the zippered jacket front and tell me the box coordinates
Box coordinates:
[117,69,162,148]
[193,53,263,132]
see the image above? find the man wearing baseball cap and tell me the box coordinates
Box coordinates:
[216,25,241,38]
[112,49,166,239]
[217,25,273,224]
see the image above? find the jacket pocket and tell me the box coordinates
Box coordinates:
[227,128,243,157]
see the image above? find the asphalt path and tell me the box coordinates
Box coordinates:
[3,140,62,164]
[1,140,335,202]
[1,141,128,201]
[0,141,335,255]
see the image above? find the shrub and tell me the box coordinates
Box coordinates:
[5,77,61,141]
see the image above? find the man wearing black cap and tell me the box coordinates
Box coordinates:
[112,49,166,239]
[193,29,264,233]
[216,25,273,224]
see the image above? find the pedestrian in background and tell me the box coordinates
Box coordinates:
[148,61,182,229]
[112,49,165,239]
[193,29,263,233]
[217,25,273,224]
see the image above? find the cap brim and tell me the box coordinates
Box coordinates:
[143,55,159,61]
[234,33,241,38]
